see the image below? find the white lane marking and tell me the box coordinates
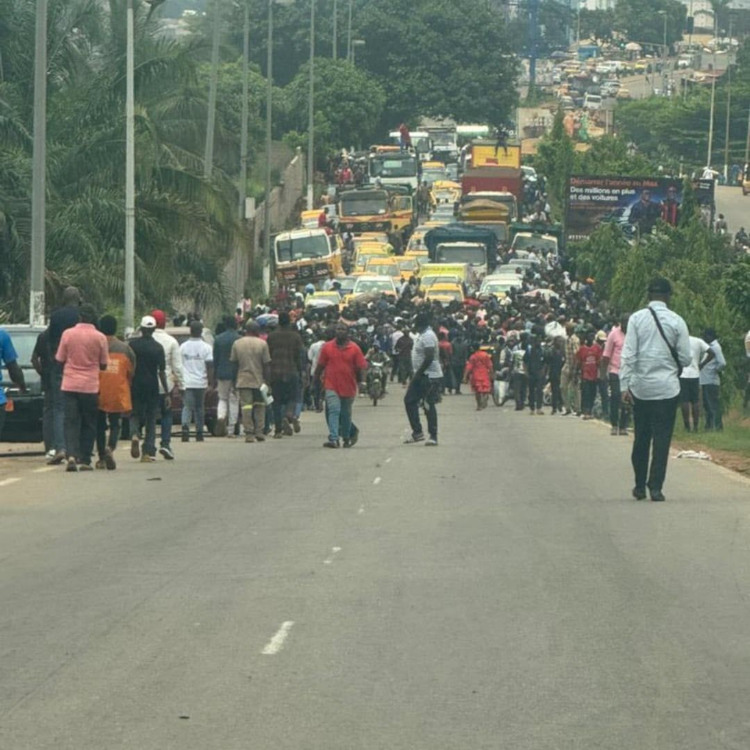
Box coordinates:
[0,477,21,487]
[385,457,392,464]
[323,546,342,565]
[358,505,365,515]
[261,621,295,655]
[373,476,381,485]
[33,467,55,474]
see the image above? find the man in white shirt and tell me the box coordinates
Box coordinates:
[179,321,214,442]
[151,309,184,460]
[620,278,691,502]
[678,334,712,433]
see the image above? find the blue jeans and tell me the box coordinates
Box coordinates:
[50,362,66,452]
[182,388,206,435]
[325,390,353,442]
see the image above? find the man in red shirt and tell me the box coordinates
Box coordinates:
[314,322,367,449]
[576,331,602,420]
[55,304,109,471]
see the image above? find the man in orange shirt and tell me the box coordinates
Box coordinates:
[96,315,135,470]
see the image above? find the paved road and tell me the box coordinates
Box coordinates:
[1,396,750,749]
[715,184,749,235]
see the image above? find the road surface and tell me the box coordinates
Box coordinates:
[1,396,750,749]
[715,184,748,235]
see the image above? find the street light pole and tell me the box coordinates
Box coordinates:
[744,102,750,167]
[307,0,315,211]
[723,16,733,182]
[332,0,337,59]
[125,0,136,334]
[204,0,221,179]
[347,0,353,62]
[238,0,250,294]
[30,0,47,326]
[264,0,273,294]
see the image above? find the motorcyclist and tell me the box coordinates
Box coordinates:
[735,227,748,246]
[365,341,390,393]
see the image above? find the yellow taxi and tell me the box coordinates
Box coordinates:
[406,228,428,253]
[424,282,465,306]
[304,290,342,311]
[396,255,421,277]
[364,256,402,279]
[300,209,321,229]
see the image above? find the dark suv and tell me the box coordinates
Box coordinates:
[0,325,46,443]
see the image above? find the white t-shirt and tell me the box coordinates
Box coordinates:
[180,338,213,388]
[680,335,710,379]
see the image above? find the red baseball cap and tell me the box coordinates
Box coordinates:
[150,309,166,329]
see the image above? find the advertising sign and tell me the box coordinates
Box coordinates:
[471,143,521,169]
[565,175,715,242]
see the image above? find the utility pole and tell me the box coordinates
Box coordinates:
[528,0,539,95]
[238,0,250,292]
[204,0,221,179]
[30,0,47,326]
[723,16,733,182]
[347,0,353,61]
[744,103,750,167]
[125,0,135,334]
[333,0,337,59]
[307,0,315,210]
[264,0,274,293]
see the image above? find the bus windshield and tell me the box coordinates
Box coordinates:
[276,234,331,263]
[339,192,389,216]
[436,244,486,265]
[369,156,417,179]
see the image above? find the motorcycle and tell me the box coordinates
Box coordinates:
[367,361,387,406]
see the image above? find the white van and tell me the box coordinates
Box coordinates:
[583,93,602,111]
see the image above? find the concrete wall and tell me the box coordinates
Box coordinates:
[223,147,306,305]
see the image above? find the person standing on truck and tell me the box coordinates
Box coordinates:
[398,122,411,151]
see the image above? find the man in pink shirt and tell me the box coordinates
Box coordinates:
[55,304,109,472]
[602,313,630,436]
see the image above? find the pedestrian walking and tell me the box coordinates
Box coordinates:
[31,328,54,457]
[180,321,214,442]
[525,335,547,415]
[464,345,493,410]
[129,316,170,462]
[230,320,271,443]
[314,322,368,448]
[266,311,304,438]
[562,322,580,415]
[403,312,442,446]
[699,327,726,431]
[620,278,691,502]
[47,286,82,464]
[679,334,712,432]
[547,337,565,414]
[602,315,630,435]
[95,315,135,470]
[213,315,241,437]
[577,331,601,420]
[0,327,27,439]
[55,304,109,472]
[151,309,184,460]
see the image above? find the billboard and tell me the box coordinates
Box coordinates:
[471,143,521,169]
[565,175,715,242]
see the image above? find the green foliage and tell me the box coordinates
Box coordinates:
[578,8,616,42]
[355,0,518,128]
[568,223,631,300]
[534,110,575,215]
[613,0,686,47]
[281,58,386,158]
[507,1,574,56]
[723,257,750,322]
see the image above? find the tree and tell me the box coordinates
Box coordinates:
[578,8,616,43]
[281,58,386,160]
[613,0,686,48]
[354,0,518,129]
[533,110,575,214]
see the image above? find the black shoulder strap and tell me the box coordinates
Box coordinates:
[648,306,682,373]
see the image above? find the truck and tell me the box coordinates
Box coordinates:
[509,221,565,260]
[337,186,415,246]
[461,167,524,216]
[423,223,499,278]
[274,228,343,287]
[368,149,419,192]
[425,126,459,164]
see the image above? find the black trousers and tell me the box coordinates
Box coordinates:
[550,374,563,412]
[64,391,99,464]
[96,411,122,458]
[271,374,298,432]
[512,373,527,409]
[404,375,439,440]
[608,373,628,429]
[581,379,597,414]
[702,384,723,430]
[631,395,679,493]
[528,374,545,410]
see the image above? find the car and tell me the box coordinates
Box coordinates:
[424,282,464,306]
[616,87,631,100]
[334,275,357,296]
[350,274,398,300]
[305,291,342,310]
[0,324,45,443]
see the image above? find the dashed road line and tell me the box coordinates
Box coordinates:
[323,546,342,565]
[0,477,21,487]
[385,457,392,464]
[373,476,381,485]
[358,505,365,515]
[32,467,55,474]
[261,621,295,655]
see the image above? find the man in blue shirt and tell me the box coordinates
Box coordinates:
[0,328,28,440]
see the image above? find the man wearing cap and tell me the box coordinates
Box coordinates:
[55,304,109,472]
[129,316,170,462]
[151,310,184,460]
[620,278,691,502]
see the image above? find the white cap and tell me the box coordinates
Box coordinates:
[140,315,157,329]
